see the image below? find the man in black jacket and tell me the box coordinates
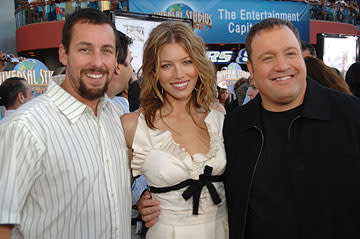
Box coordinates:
[224,18,360,239]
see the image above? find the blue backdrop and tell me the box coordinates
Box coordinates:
[129,0,310,43]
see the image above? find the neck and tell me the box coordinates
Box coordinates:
[106,88,116,98]
[7,104,20,111]
[162,96,193,116]
[61,78,101,116]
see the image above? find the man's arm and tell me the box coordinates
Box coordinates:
[0,225,13,239]
[0,121,45,233]
[131,175,148,205]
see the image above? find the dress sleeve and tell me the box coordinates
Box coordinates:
[131,114,152,177]
[0,120,45,224]
[210,109,225,141]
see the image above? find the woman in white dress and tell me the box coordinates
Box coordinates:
[121,21,228,239]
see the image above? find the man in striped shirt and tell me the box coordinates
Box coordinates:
[0,8,131,238]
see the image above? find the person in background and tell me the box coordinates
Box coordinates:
[107,31,133,113]
[225,77,249,113]
[224,18,360,239]
[0,8,131,238]
[236,78,250,105]
[345,61,360,96]
[121,21,228,239]
[210,85,227,115]
[246,77,259,100]
[128,71,141,112]
[242,77,259,105]
[0,50,26,71]
[218,85,231,108]
[301,40,317,57]
[0,77,34,121]
[304,56,352,94]
[0,51,7,71]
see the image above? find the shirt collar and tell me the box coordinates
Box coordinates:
[47,75,110,124]
[4,109,16,118]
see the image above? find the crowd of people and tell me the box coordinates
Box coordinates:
[309,0,360,25]
[1,7,360,239]
[13,0,360,29]
[15,0,128,27]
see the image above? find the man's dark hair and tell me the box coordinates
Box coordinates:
[62,8,118,53]
[117,31,133,66]
[301,40,317,57]
[345,62,360,97]
[245,18,301,62]
[0,77,27,109]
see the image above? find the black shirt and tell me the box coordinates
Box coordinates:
[245,104,302,239]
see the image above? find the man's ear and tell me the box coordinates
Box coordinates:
[17,92,25,104]
[246,60,254,80]
[115,64,122,75]
[58,44,68,66]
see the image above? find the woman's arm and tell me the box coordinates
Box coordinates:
[120,112,140,184]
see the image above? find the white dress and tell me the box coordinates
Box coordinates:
[132,109,229,239]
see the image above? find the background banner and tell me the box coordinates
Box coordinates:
[0,59,53,95]
[129,0,310,43]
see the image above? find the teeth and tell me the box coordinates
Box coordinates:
[172,82,188,88]
[276,76,291,81]
[86,73,103,79]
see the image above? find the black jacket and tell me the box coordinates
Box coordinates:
[223,78,360,239]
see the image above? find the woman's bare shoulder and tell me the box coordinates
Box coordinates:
[120,111,141,147]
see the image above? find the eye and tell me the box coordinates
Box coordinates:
[262,56,272,62]
[183,59,192,64]
[160,64,170,69]
[103,48,113,55]
[79,48,88,53]
[287,51,297,56]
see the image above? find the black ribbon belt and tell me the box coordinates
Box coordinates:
[149,165,223,215]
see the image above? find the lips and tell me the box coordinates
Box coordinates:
[81,68,108,78]
[86,73,103,79]
[272,75,293,81]
[171,80,189,89]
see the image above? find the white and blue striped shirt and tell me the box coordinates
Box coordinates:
[0,75,131,238]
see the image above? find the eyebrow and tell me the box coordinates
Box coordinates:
[160,56,191,62]
[257,46,298,59]
[76,42,115,49]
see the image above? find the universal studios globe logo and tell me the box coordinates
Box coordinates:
[154,3,212,29]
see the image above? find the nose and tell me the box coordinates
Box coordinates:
[274,55,290,71]
[91,50,104,68]
[174,63,184,79]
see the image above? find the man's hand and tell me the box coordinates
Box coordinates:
[136,190,161,228]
